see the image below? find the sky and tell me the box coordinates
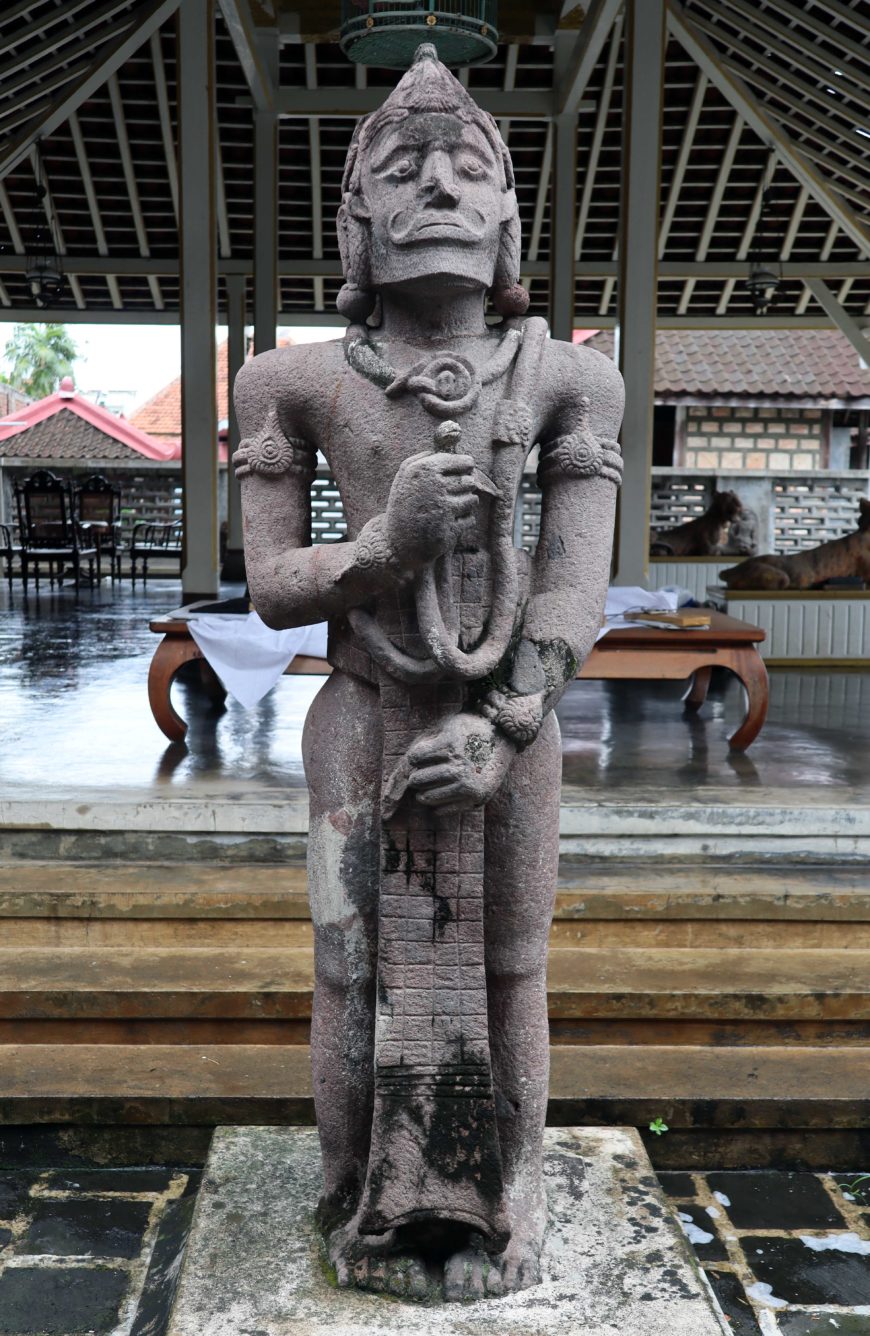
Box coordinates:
[1,322,344,415]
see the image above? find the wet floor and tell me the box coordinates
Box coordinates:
[0,580,868,796]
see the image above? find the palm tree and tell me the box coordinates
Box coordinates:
[1,323,78,400]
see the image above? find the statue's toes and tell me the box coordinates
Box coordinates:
[444,1247,493,1302]
[500,1250,541,1294]
[385,1253,429,1302]
[443,1247,474,1302]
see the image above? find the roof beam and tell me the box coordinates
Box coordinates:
[216,142,232,260]
[0,0,181,183]
[0,0,134,84]
[274,88,559,118]
[107,72,162,310]
[702,0,868,100]
[305,46,323,313]
[657,69,706,259]
[3,257,869,281]
[763,0,869,67]
[805,279,870,365]
[149,31,178,224]
[575,14,622,260]
[556,0,623,116]
[526,123,553,263]
[666,0,869,257]
[217,0,275,113]
[69,107,121,307]
[498,43,519,144]
[0,185,24,254]
[677,111,742,314]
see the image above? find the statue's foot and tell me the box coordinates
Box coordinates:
[325,1213,431,1301]
[443,1186,547,1301]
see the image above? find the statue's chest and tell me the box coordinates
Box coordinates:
[324,376,516,522]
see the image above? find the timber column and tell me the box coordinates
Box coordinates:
[178,0,219,601]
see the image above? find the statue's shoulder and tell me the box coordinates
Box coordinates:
[535,330,624,434]
[233,339,346,415]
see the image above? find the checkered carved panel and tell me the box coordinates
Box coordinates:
[774,477,870,554]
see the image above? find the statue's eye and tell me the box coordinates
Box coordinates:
[460,157,485,178]
[392,157,415,179]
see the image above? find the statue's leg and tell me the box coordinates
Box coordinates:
[302,669,429,1301]
[444,710,561,1300]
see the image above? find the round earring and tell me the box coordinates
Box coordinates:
[491,283,530,317]
[337,283,377,323]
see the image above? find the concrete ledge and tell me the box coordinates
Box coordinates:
[167,1126,728,1335]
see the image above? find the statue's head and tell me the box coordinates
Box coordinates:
[337,44,528,322]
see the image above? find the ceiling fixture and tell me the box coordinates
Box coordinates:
[339,0,498,69]
[25,147,64,309]
[744,148,781,318]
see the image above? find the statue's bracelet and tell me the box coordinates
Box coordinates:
[478,690,545,750]
[353,514,403,577]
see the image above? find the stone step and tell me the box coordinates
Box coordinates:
[2,787,869,861]
[0,946,868,1021]
[0,1043,863,1130]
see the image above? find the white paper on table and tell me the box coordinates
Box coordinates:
[187,613,328,708]
[595,586,681,641]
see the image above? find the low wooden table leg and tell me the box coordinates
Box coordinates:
[726,649,769,752]
[683,664,713,713]
[198,658,228,708]
[148,636,197,742]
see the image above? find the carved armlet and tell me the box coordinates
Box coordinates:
[537,395,623,488]
[233,407,317,481]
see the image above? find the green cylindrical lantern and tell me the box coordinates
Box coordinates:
[339,0,498,68]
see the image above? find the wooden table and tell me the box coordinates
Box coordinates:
[148,610,767,751]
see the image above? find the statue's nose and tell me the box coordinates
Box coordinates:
[418,151,460,207]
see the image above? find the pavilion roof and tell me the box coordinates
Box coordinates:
[584,328,870,400]
[0,377,178,460]
[0,1,866,329]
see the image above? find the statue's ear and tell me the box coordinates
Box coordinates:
[348,192,372,222]
[337,194,376,322]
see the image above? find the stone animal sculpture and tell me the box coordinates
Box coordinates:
[650,489,745,557]
[721,499,870,590]
[234,45,623,1303]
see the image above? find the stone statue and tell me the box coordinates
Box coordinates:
[234,44,624,1303]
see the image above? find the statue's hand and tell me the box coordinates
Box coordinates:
[384,453,478,568]
[382,712,515,819]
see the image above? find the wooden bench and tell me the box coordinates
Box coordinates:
[148,609,767,751]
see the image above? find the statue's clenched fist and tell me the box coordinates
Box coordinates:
[384,452,479,568]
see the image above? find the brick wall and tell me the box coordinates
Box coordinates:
[683,405,824,470]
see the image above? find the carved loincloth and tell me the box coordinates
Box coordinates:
[356,553,511,1250]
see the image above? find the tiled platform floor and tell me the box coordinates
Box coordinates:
[1,580,868,797]
[0,1133,868,1335]
[0,1143,200,1336]
[660,1169,870,1335]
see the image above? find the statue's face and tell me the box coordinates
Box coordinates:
[358,112,511,292]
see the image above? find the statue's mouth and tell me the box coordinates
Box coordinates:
[388,209,486,245]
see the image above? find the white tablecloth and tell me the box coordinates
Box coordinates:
[187,586,685,708]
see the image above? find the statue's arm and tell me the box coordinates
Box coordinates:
[479,346,624,748]
[234,352,478,630]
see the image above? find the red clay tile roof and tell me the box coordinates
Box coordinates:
[582,329,870,400]
[0,407,169,461]
[131,337,294,444]
[0,378,177,461]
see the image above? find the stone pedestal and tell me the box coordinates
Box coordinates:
[167,1126,728,1335]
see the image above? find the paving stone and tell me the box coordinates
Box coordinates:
[658,1172,697,1199]
[833,1174,870,1210]
[778,1314,870,1335]
[675,1204,730,1260]
[707,1173,846,1229]
[702,1268,762,1336]
[0,1266,129,1334]
[17,1197,151,1259]
[130,1193,197,1336]
[0,1228,11,1250]
[0,1176,32,1221]
[167,1126,729,1335]
[42,1168,174,1195]
[743,1236,870,1307]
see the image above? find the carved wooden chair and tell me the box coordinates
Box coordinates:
[130,520,183,586]
[14,470,98,593]
[0,523,19,591]
[74,473,123,582]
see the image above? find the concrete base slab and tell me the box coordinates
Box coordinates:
[167,1126,728,1335]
